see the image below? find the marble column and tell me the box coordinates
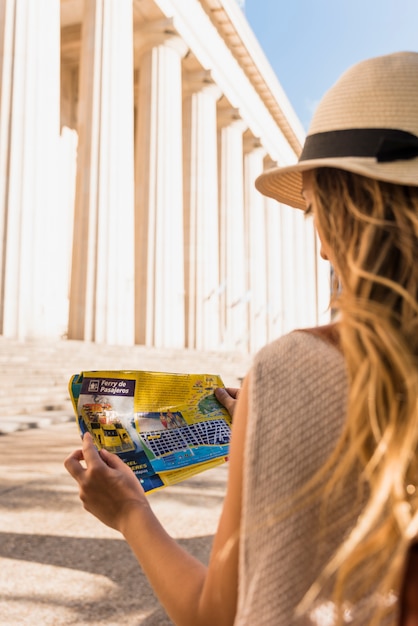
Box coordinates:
[279,203,301,332]
[244,136,267,353]
[298,212,331,327]
[0,0,61,339]
[183,71,222,350]
[135,29,188,348]
[68,0,135,345]
[279,203,320,332]
[265,192,285,341]
[218,108,247,351]
[299,210,321,327]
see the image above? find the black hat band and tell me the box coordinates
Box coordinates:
[299,128,418,163]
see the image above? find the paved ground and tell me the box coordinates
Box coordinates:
[0,419,227,625]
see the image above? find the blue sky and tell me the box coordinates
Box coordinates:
[243,0,418,130]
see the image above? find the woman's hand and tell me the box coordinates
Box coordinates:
[64,432,148,532]
[214,387,241,418]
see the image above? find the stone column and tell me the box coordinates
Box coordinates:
[264,192,285,341]
[68,0,135,345]
[135,28,188,348]
[0,0,61,339]
[265,191,331,333]
[300,211,320,327]
[183,71,222,350]
[297,211,331,327]
[244,136,267,353]
[280,203,300,332]
[279,203,320,332]
[218,108,247,351]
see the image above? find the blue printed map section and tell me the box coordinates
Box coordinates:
[118,449,165,492]
[138,419,231,473]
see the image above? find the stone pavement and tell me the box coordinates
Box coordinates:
[0,419,228,625]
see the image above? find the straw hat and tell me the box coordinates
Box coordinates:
[255,51,418,210]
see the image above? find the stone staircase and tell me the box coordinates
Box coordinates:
[0,337,252,434]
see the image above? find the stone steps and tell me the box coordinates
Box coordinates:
[0,337,252,434]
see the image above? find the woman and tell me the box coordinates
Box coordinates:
[65,51,418,625]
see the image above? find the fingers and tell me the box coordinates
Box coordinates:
[214,387,239,417]
[64,431,147,531]
[81,431,103,465]
[99,447,127,470]
[224,387,241,400]
[82,431,96,450]
[64,433,103,480]
[64,448,85,480]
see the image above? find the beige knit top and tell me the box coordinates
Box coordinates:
[234,331,385,625]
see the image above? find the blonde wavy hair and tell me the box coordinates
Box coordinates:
[301,168,418,623]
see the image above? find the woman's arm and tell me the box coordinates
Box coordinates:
[64,373,250,626]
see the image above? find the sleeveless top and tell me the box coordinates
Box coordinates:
[234,331,390,625]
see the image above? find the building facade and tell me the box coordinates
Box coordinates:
[0,0,330,353]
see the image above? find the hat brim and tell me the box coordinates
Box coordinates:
[255,156,418,210]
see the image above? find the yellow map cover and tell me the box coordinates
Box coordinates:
[69,370,231,493]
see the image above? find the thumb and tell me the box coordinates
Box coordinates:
[214,387,236,416]
[98,447,127,469]
[214,387,228,401]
